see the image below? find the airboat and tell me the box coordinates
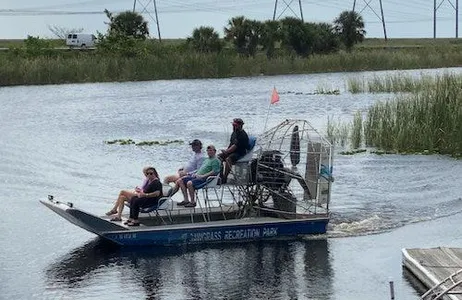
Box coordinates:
[40,119,334,246]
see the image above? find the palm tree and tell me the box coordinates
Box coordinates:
[245,20,263,57]
[280,17,313,57]
[260,20,282,59]
[334,11,366,51]
[187,26,223,53]
[224,16,249,55]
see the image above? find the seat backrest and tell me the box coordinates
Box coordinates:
[162,184,173,197]
[134,185,173,213]
[247,136,257,151]
[156,197,171,210]
[195,175,220,190]
[237,137,257,163]
[204,175,220,188]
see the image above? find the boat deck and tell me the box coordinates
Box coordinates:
[102,203,328,232]
[402,247,462,299]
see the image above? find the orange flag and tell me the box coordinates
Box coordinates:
[270,87,280,104]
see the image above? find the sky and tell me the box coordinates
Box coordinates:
[1,0,461,39]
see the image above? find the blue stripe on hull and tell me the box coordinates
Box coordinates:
[103,219,328,246]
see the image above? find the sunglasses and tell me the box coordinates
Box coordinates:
[146,172,155,175]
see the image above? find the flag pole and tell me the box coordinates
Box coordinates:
[263,99,272,132]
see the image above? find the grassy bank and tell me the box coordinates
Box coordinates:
[330,74,462,157]
[2,41,462,86]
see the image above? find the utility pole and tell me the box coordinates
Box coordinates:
[457,0,459,38]
[132,0,162,42]
[434,0,459,38]
[379,0,387,41]
[353,0,387,41]
[273,0,304,22]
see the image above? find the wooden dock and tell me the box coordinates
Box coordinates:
[402,247,462,300]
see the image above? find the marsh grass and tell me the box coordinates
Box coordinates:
[4,42,462,86]
[105,139,184,146]
[363,74,462,156]
[327,117,349,147]
[328,111,364,149]
[339,149,367,155]
[315,83,340,95]
[347,74,435,94]
[332,74,462,157]
[350,111,363,149]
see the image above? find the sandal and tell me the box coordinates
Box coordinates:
[127,222,140,227]
[124,219,133,225]
[105,209,117,216]
[110,216,122,222]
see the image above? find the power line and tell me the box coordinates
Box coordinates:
[2,0,462,37]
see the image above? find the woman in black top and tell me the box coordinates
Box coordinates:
[106,166,152,221]
[125,167,163,226]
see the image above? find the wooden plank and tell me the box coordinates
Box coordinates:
[403,247,462,300]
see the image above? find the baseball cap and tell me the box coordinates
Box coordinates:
[232,118,244,125]
[189,139,202,146]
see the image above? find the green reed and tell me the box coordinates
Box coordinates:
[351,111,363,149]
[327,116,349,147]
[315,83,340,95]
[328,111,363,149]
[347,73,436,94]
[332,74,462,157]
[363,74,462,156]
[4,44,462,86]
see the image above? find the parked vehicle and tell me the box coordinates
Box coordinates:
[66,33,96,48]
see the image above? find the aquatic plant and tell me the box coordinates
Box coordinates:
[335,73,461,157]
[327,116,349,147]
[104,139,183,146]
[3,41,462,86]
[363,74,462,155]
[136,140,183,146]
[346,77,364,94]
[370,150,397,155]
[105,139,135,145]
[314,88,340,95]
[315,83,340,95]
[339,149,367,155]
[346,73,435,94]
[350,111,363,149]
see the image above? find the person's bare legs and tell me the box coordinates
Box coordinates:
[165,171,187,195]
[163,174,179,184]
[177,178,189,203]
[223,157,233,182]
[187,181,196,204]
[107,190,136,217]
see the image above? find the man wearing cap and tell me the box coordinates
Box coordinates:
[163,139,205,192]
[219,118,249,184]
[176,144,221,207]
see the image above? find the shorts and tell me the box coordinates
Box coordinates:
[182,175,207,188]
[219,152,244,164]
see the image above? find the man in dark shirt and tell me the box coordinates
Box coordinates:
[219,118,249,183]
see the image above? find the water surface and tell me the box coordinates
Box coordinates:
[1,68,462,299]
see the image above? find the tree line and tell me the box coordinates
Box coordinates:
[6,9,365,60]
[95,10,366,58]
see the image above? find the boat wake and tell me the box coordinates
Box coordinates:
[328,197,462,238]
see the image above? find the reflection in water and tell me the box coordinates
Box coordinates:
[46,238,332,299]
[402,267,426,298]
